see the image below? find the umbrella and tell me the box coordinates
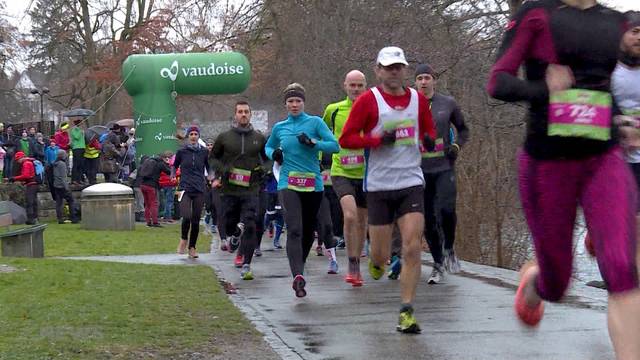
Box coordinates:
[106,119,134,129]
[85,125,108,143]
[63,108,95,118]
[0,201,27,225]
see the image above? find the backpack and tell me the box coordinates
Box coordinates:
[32,159,45,184]
[137,157,156,178]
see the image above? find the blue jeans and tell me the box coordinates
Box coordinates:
[160,187,175,219]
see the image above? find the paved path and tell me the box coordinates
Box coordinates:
[67,243,615,360]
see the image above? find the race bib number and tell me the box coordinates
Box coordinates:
[421,138,445,158]
[339,153,365,169]
[383,119,417,146]
[228,168,251,187]
[287,171,316,192]
[548,89,612,141]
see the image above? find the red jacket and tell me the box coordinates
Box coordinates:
[159,168,179,188]
[55,131,70,151]
[13,158,36,185]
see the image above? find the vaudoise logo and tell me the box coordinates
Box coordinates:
[160,60,245,81]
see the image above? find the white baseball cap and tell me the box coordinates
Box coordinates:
[376,46,408,66]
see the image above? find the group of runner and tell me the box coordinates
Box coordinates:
[167,2,640,354]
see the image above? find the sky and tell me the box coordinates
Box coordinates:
[4,0,640,30]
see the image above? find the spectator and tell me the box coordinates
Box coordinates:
[54,122,70,152]
[100,124,125,182]
[121,128,136,181]
[159,153,178,223]
[1,125,16,179]
[52,150,78,224]
[139,151,172,227]
[32,133,45,163]
[70,118,86,185]
[9,151,39,224]
[83,136,101,185]
[44,138,59,166]
[18,129,32,156]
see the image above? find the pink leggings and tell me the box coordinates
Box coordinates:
[518,147,638,301]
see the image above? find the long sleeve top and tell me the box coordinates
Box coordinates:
[265,112,339,192]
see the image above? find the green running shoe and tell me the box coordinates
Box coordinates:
[397,310,421,334]
[368,259,385,280]
[241,265,254,280]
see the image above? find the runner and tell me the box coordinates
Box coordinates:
[487,1,640,358]
[174,125,211,259]
[316,152,339,274]
[322,70,368,286]
[340,47,436,333]
[210,101,268,280]
[263,170,284,249]
[414,63,470,284]
[612,11,640,273]
[265,83,339,298]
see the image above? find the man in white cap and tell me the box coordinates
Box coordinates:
[340,46,436,333]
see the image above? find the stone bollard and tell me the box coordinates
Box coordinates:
[81,183,135,230]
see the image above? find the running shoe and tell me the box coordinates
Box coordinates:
[345,272,363,287]
[427,264,444,284]
[220,239,229,252]
[273,239,283,249]
[255,248,262,257]
[316,245,324,256]
[336,237,346,249]
[515,261,545,327]
[229,235,240,253]
[584,232,595,257]
[397,309,421,334]
[444,250,461,274]
[292,275,306,298]
[368,259,385,280]
[234,255,243,268]
[328,259,338,274]
[211,225,217,234]
[241,264,254,280]
[388,256,402,280]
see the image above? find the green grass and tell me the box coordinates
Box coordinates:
[42,222,186,257]
[0,258,254,359]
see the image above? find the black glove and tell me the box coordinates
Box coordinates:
[445,143,460,160]
[297,133,316,147]
[272,148,284,165]
[381,131,396,146]
[423,135,436,152]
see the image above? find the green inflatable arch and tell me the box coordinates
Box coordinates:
[122,52,251,157]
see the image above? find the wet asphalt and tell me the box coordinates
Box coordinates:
[67,236,615,360]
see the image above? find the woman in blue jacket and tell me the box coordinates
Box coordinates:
[265,83,339,298]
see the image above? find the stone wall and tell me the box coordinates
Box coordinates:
[0,184,82,220]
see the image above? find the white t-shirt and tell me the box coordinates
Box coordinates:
[612,63,640,163]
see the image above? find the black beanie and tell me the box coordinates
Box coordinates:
[627,11,640,28]
[414,64,434,79]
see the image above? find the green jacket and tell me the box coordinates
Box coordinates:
[70,127,86,149]
[210,126,267,195]
[322,97,364,179]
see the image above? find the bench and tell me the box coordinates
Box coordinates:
[0,212,47,258]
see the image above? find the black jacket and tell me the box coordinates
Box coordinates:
[141,157,171,189]
[174,144,209,193]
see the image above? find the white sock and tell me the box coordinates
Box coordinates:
[328,247,336,261]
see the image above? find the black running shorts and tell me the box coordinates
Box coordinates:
[331,176,367,208]
[366,185,424,225]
